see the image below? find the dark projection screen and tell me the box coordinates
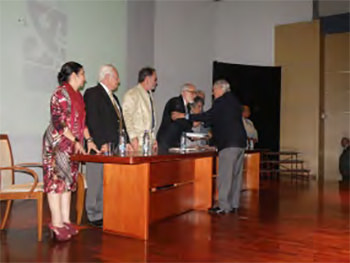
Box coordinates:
[213,61,281,151]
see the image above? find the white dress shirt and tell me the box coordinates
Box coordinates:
[243,117,258,141]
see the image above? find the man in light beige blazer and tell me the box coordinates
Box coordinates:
[122,67,158,150]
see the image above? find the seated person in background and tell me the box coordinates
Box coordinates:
[157,83,196,152]
[186,96,209,147]
[195,90,214,141]
[191,96,205,121]
[339,137,350,182]
[242,105,258,149]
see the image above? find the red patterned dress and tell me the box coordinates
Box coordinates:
[42,83,86,193]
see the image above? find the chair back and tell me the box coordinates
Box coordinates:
[0,134,14,190]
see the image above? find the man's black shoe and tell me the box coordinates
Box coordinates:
[208,207,229,214]
[88,219,103,228]
[230,208,238,213]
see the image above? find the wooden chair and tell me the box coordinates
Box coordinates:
[0,134,44,241]
[1,134,86,229]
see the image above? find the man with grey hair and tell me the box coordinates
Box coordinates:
[157,83,197,152]
[172,79,247,214]
[84,64,132,227]
[122,67,158,150]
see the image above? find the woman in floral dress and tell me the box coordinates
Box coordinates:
[43,62,98,241]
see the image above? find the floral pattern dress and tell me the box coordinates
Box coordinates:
[42,83,85,193]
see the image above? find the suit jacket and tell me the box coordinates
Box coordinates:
[339,146,350,178]
[122,83,156,143]
[84,83,129,149]
[157,95,193,151]
[190,92,247,151]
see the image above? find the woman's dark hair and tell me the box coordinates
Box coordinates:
[138,67,155,83]
[57,61,83,85]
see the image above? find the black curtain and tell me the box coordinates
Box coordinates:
[213,61,281,151]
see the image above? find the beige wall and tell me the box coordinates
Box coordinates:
[275,20,321,177]
[323,33,350,181]
[0,0,127,183]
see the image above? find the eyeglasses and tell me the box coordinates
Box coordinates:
[185,90,196,94]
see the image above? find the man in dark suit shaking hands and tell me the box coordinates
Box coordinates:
[157,83,197,152]
[84,64,131,227]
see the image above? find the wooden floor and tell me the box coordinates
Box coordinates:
[1,179,349,262]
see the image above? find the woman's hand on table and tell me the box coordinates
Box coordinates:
[74,141,86,155]
[87,141,100,154]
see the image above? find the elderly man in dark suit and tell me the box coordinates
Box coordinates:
[157,83,197,152]
[172,80,247,214]
[84,64,131,227]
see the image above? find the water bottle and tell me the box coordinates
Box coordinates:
[142,130,150,155]
[118,130,126,155]
[104,142,112,156]
[249,139,254,150]
[180,132,186,151]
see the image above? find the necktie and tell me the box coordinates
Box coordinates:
[109,92,123,131]
[185,103,191,114]
[148,91,155,130]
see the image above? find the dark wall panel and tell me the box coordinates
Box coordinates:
[213,61,281,151]
[321,12,350,34]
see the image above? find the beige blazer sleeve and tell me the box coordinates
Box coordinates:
[122,84,154,143]
[122,87,139,141]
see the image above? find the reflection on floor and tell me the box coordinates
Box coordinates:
[1,179,349,262]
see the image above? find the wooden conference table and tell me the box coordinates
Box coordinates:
[72,149,259,240]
